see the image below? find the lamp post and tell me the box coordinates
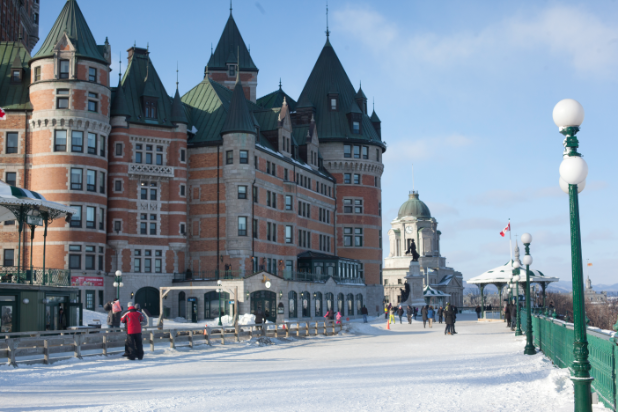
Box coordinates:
[217,280,223,326]
[553,98,592,411]
[113,270,123,301]
[521,233,536,355]
[512,268,522,336]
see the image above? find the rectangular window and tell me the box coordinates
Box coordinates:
[239,150,248,164]
[354,174,361,185]
[355,228,363,247]
[6,132,18,154]
[3,249,14,266]
[115,143,122,156]
[87,133,97,154]
[180,149,186,162]
[238,185,247,199]
[267,161,270,174]
[88,67,97,82]
[180,185,186,196]
[5,172,16,187]
[144,99,157,119]
[267,222,271,241]
[86,206,96,229]
[140,222,147,235]
[355,199,363,214]
[344,228,353,247]
[253,186,258,203]
[266,191,271,207]
[330,98,337,111]
[379,230,382,249]
[85,255,95,270]
[226,150,233,165]
[98,255,104,271]
[344,145,351,158]
[144,259,152,273]
[155,259,162,273]
[99,135,105,157]
[253,219,258,239]
[150,189,157,201]
[141,188,147,200]
[285,225,293,244]
[145,152,152,165]
[285,195,292,211]
[86,170,96,192]
[354,146,360,159]
[34,66,41,81]
[88,92,98,99]
[149,222,157,235]
[272,223,277,242]
[69,255,81,269]
[88,100,98,112]
[71,131,83,152]
[134,258,141,273]
[99,172,105,194]
[284,169,288,181]
[298,201,302,216]
[344,173,351,184]
[70,168,83,190]
[59,60,69,79]
[271,164,276,177]
[362,146,368,159]
[99,208,104,230]
[70,206,82,227]
[272,193,277,209]
[238,217,247,236]
[352,121,360,134]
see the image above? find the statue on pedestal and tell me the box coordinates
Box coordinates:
[405,239,420,261]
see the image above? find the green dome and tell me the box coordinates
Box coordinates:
[398,191,431,219]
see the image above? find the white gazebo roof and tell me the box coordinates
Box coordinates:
[0,181,75,222]
[467,262,559,285]
[423,285,450,297]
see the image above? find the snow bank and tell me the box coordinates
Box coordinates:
[82,309,107,327]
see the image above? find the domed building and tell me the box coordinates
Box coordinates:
[383,191,464,307]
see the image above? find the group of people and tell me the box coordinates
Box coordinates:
[104,299,147,361]
[384,303,458,335]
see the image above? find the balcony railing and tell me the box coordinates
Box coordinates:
[0,266,71,287]
[173,269,365,285]
[128,163,174,178]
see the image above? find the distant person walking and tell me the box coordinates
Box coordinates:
[505,304,511,328]
[445,303,455,335]
[406,305,413,324]
[475,305,481,320]
[104,299,122,328]
[438,306,444,324]
[121,303,145,360]
[389,308,396,326]
[451,305,458,334]
[361,305,368,323]
[427,306,434,328]
[384,305,389,320]
[421,305,428,328]
[397,306,404,324]
[336,312,342,325]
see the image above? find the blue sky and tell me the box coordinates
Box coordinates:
[38,1,618,284]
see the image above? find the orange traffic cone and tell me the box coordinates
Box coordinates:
[387,319,390,330]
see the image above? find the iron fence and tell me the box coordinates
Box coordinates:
[0,266,71,287]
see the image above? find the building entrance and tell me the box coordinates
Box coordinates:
[135,287,160,316]
[0,296,16,333]
[250,290,276,323]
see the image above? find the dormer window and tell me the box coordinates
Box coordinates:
[11,69,21,83]
[347,113,362,135]
[59,60,70,79]
[352,121,360,134]
[328,93,339,111]
[143,98,158,119]
[228,64,236,77]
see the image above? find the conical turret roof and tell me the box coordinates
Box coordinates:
[221,78,256,135]
[370,109,381,123]
[207,14,257,72]
[171,88,188,125]
[33,0,107,64]
[110,81,130,118]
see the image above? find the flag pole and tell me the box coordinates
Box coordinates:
[509,218,513,266]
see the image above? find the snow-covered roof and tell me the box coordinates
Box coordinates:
[466,262,559,285]
[435,275,453,286]
[423,285,450,297]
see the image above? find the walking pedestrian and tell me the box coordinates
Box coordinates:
[505,304,511,328]
[438,306,443,324]
[406,305,413,324]
[414,307,418,320]
[397,306,404,324]
[104,299,122,329]
[361,305,368,323]
[384,305,388,320]
[336,311,342,325]
[421,305,428,328]
[121,303,145,360]
[451,305,458,334]
[389,308,396,326]
[444,303,455,335]
[475,304,481,319]
[427,306,434,328]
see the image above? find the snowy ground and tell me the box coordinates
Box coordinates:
[0,313,609,411]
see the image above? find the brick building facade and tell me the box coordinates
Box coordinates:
[0,1,386,321]
[0,0,39,52]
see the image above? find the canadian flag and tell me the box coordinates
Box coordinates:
[499,222,511,237]
[0,107,6,121]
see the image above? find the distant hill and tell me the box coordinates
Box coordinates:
[464,279,618,295]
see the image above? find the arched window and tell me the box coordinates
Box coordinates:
[204,291,230,319]
[337,293,344,314]
[178,291,186,318]
[314,292,323,317]
[288,291,298,318]
[347,293,354,316]
[325,292,334,314]
[301,291,311,318]
[356,294,363,313]
[135,286,160,316]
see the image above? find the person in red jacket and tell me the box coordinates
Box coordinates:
[121,304,145,360]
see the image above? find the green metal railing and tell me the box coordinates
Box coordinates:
[523,309,617,410]
[0,266,71,287]
[173,269,365,285]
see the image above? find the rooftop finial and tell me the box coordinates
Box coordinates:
[237,46,240,82]
[176,61,179,90]
[230,0,233,15]
[279,78,282,90]
[211,43,213,55]
[118,52,122,85]
[372,97,375,111]
[359,80,362,90]
[326,1,330,39]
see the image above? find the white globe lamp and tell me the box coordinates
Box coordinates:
[559,177,585,194]
[513,260,520,269]
[115,270,122,277]
[552,99,585,128]
[521,233,532,244]
[559,156,588,185]
[523,255,533,266]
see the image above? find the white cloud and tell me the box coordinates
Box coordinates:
[334,5,618,76]
[383,134,473,163]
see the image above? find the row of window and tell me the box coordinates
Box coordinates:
[114,143,186,164]
[54,130,106,157]
[318,207,331,223]
[266,190,277,208]
[139,182,158,201]
[70,206,105,230]
[226,150,249,165]
[70,168,105,193]
[319,234,331,253]
[343,228,364,247]
[343,144,381,162]
[32,62,98,83]
[133,249,163,273]
[287,292,364,318]
[298,201,311,218]
[343,199,363,214]
[298,229,311,249]
[139,213,158,235]
[69,245,104,270]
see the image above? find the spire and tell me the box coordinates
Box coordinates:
[171,88,188,125]
[176,61,179,90]
[221,77,256,136]
[230,0,233,15]
[118,51,122,85]
[326,1,330,39]
[208,10,258,71]
[33,0,107,64]
[111,82,130,118]
[279,78,282,90]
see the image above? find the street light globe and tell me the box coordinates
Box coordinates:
[113,282,118,287]
[552,99,585,128]
[521,233,532,244]
[513,260,520,269]
[559,156,588,185]
[513,275,520,282]
[119,282,124,287]
[523,255,533,266]
[559,177,585,194]
[115,270,122,277]
[217,280,222,286]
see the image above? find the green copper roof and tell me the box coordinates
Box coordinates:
[171,88,188,124]
[370,109,381,123]
[120,48,175,127]
[110,80,130,117]
[221,78,256,135]
[257,85,297,111]
[296,40,384,148]
[252,108,280,132]
[398,192,432,219]
[182,78,233,144]
[355,85,366,100]
[0,42,32,111]
[207,14,257,72]
[33,0,107,64]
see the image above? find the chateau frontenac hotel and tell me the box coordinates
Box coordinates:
[0,1,389,321]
